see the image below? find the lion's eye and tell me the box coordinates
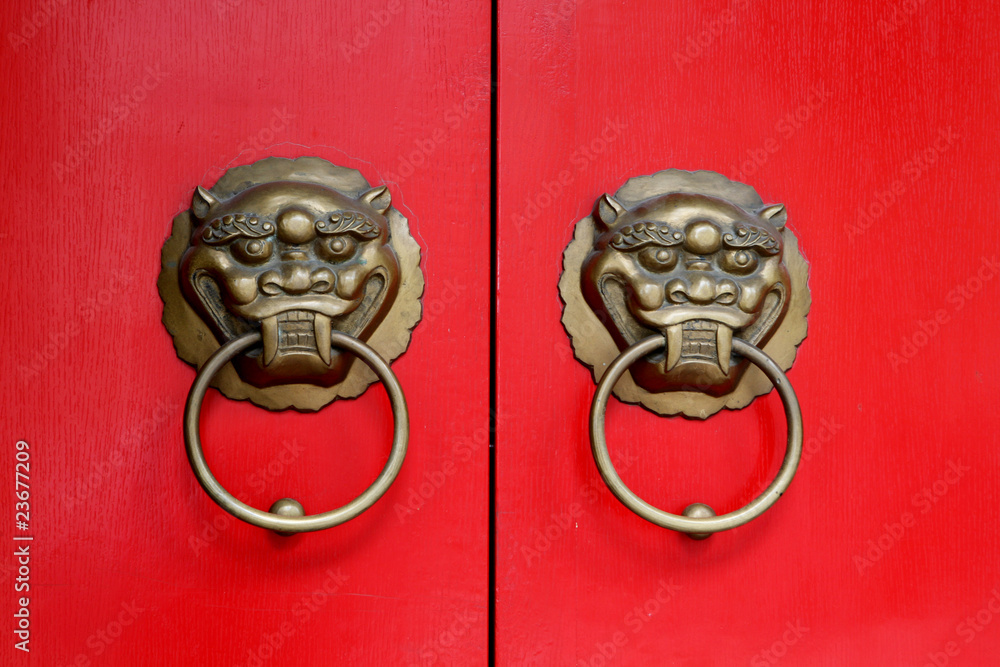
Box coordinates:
[720,250,758,274]
[232,238,272,264]
[637,247,678,272]
[322,235,357,261]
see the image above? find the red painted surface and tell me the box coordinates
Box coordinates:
[4,0,1000,664]
[1,1,490,665]
[497,1,1000,665]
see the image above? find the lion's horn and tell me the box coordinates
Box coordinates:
[594,194,626,231]
[359,185,392,215]
[758,203,786,231]
[192,186,220,220]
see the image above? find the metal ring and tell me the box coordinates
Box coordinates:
[590,335,802,536]
[184,332,408,534]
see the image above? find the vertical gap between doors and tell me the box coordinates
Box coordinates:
[488,0,499,663]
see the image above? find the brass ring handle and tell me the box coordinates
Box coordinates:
[590,335,802,538]
[184,332,408,534]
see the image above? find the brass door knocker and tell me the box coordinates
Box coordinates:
[159,156,423,534]
[559,169,809,538]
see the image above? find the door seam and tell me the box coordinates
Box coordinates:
[488,0,498,662]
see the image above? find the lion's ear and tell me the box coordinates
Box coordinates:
[359,185,391,215]
[758,203,786,231]
[192,186,220,220]
[594,194,626,231]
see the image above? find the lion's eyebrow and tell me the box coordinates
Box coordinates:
[721,222,781,255]
[315,210,380,239]
[610,222,684,251]
[201,214,274,244]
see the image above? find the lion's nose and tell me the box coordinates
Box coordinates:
[259,265,335,295]
[666,275,739,305]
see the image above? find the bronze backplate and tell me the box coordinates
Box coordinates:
[159,156,423,411]
[559,169,809,418]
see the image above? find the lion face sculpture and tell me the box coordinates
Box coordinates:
[581,191,790,396]
[180,181,400,389]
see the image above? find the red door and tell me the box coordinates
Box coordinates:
[496,1,1000,665]
[2,1,490,665]
[6,1,1000,666]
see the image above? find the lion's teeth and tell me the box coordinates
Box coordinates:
[262,315,278,366]
[665,323,683,371]
[716,325,732,374]
[314,314,332,366]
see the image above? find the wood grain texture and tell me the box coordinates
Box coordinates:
[0,0,490,665]
[497,1,1000,665]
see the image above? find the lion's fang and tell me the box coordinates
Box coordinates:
[665,323,683,371]
[716,325,732,374]
[262,315,279,366]
[314,314,332,366]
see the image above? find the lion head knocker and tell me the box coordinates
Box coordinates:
[560,170,809,418]
[582,191,790,396]
[160,156,423,411]
[182,181,400,389]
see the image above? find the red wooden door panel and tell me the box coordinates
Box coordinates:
[1,1,490,665]
[497,1,1000,665]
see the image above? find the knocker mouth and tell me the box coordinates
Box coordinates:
[232,294,362,373]
[623,287,788,395]
[184,268,392,389]
[232,300,358,387]
[661,319,733,376]
[260,309,333,366]
[631,304,752,381]
[239,293,370,382]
